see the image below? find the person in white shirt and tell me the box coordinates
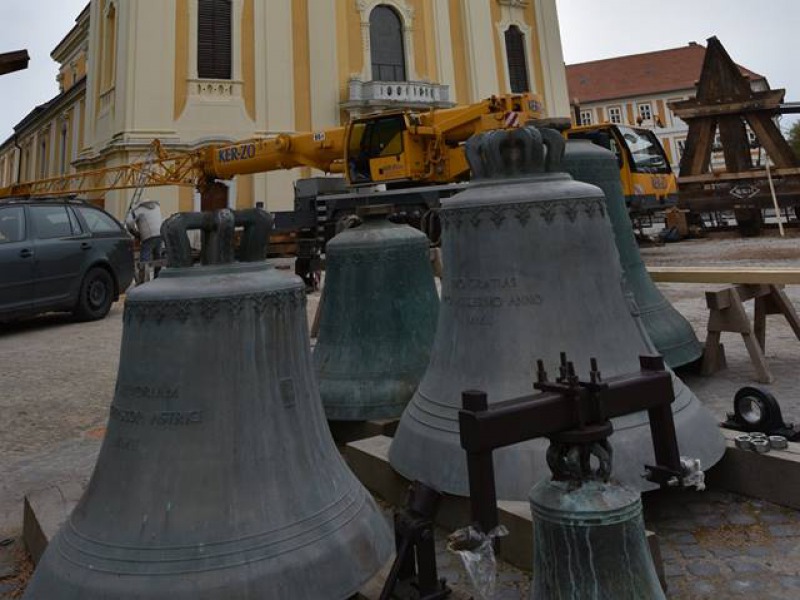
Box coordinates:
[125,198,163,262]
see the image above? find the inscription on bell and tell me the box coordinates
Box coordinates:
[110,406,204,427]
[115,384,180,400]
[445,276,542,312]
[453,277,518,290]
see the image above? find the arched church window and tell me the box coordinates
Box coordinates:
[370,5,406,82]
[505,25,530,93]
[198,0,232,79]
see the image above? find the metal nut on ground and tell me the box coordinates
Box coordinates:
[751,439,771,453]
[735,435,753,450]
[769,436,788,450]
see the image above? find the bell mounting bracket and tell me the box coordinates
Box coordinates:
[459,353,694,536]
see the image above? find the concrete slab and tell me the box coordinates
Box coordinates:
[344,434,665,585]
[707,428,800,510]
[22,481,84,565]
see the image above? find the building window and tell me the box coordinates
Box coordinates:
[39,137,49,179]
[580,110,593,126]
[608,106,622,124]
[638,103,653,123]
[504,25,530,93]
[197,0,232,80]
[370,5,406,82]
[59,124,69,175]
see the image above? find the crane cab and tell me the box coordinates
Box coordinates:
[345,112,422,186]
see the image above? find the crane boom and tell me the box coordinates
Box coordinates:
[0,93,545,200]
[0,141,203,199]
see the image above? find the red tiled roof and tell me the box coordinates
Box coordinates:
[566,43,765,104]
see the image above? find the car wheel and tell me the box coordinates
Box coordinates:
[74,267,114,321]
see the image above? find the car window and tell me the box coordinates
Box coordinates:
[67,207,84,235]
[30,206,74,240]
[0,206,26,243]
[76,206,122,233]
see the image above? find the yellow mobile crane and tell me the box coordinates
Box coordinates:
[0,93,544,200]
[0,93,544,285]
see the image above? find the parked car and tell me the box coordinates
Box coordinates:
[0,197,134,322]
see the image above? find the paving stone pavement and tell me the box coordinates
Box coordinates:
[3,236,800,598]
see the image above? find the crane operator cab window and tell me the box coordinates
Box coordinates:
[617,126,672,175]
[348,115,406,184]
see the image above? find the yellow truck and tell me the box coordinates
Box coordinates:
[565,123,678,216]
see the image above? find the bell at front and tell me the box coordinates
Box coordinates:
[24,209,392,599]
[388,127,724,500]
[530,440,666,600]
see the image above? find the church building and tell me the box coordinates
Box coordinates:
[0,0,570,219]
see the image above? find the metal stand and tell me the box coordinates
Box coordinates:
[380,482,451,600]
[459,353,695,535]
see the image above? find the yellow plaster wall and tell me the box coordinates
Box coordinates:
[336,0,350,106]
[178,184,194,212]
[408,0,431,80]
[421,0,438,81]
[237,173,253,208]
[292,0,312,132]
[448,0,469,104]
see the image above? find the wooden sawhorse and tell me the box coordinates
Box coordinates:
[702,284,800,383]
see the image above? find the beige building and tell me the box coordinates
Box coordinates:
[0,0,570,219]
[566,42,767,173]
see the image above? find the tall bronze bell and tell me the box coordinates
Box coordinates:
[24,209,392,600]
[389,127,724,500]
[314,205,439,420]
[562,140,703,368]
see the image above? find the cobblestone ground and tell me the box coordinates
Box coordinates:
[2,233,800,598]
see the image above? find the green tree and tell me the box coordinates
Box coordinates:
[788,121,800,158]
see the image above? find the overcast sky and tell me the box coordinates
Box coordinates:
[1,0,798,142]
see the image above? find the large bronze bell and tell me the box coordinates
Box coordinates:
[389,127,724,500]
[562,140,703,368]
[24,209,392,599]
[314,205,439,420]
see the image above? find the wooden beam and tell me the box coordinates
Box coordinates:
[0,50,29,76]
[647,267,800,285]
[678,167,800,184]
[671,94,785,120]
[680,119,716,176]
